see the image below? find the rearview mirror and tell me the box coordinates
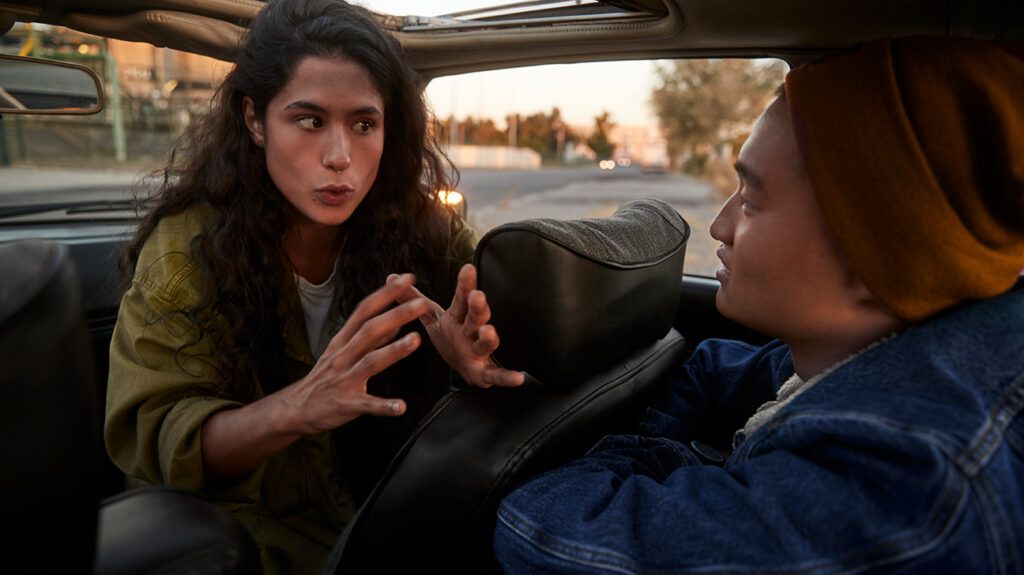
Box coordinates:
[0,54,104,115]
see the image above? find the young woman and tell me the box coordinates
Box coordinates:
[105,1,522,572]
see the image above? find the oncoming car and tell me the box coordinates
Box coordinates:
[2,1,1021,573]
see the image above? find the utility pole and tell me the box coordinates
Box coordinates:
[104,39,127,162]
[0,116,9,167]
[554,120,565,162]
[508,113,518,147]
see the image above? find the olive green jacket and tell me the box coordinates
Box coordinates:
[106,204,474,574]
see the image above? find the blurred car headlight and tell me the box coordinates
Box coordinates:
[436,189,464,206]
[435,189,467,217]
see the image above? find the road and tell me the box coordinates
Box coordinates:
[460,166,723,277]
[0,164,725,276]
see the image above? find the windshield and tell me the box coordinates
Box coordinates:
[0,9,786,277]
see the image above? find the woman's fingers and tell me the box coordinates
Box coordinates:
[482,367,526,388]
[448,264,476,324]
[333,274,418,347]
[462,289,491,339]
[356,395,407,417]
[387,273,424,303]
[342,315,424,368]
[387,273,445,327]
[471,324,500,357]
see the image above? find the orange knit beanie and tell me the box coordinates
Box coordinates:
[785,37,1024,321]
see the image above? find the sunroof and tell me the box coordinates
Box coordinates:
[356,0,664,32]
[356,1,505,17]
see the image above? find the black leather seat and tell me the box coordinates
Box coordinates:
[0,239,259,574]
[95,485,261,575]
[2,238,101,573]
[326,199,691,573]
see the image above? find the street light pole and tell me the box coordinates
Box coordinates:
[103,39,127,162]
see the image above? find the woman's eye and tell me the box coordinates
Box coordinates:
[297,117,323,130]
[354,120,374,134]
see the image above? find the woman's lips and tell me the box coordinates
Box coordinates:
[314,184,354,206]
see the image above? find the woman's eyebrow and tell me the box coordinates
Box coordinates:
[350,105,382,117]
[282,100,382,118]
[734,161,765,189]
[283,100,328,113]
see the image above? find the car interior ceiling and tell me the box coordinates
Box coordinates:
[1,0,1021,72]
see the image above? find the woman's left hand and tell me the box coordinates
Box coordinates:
[387,264,525,388]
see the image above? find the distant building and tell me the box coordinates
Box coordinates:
[570,121,669,167]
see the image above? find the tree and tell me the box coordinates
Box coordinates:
[587,111,616,160]
[462,117,507,146]
[649,59,785,172]
[516,107,576,161]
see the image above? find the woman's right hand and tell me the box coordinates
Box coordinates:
[202,274,431,483]
[278,273,432,435]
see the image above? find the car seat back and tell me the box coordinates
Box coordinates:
[0,239,100,573]
[326,199,691,573]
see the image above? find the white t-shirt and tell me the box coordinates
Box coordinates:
[294,268,344,359]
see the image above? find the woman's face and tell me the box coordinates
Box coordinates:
[244,56,385,232]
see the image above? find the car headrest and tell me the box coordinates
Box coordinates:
[0,239,100,572]
[474,197,689,385]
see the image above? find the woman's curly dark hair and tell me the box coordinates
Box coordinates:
[121,0,463,396]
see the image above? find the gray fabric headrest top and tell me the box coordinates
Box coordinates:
[475,198,690,386]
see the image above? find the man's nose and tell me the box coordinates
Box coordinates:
[709,193,737,244]
[323,131,351,173]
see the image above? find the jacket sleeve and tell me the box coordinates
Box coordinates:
[452,218,478,267]
[494,414,964,574]
[637,338,792,448]
[105,229,264,500]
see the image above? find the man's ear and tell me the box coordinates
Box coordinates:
[242,96,265,148]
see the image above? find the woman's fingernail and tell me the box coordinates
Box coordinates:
[390,401,402,414]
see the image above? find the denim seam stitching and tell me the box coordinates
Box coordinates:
[736,410,961,462]
[498,461,968,575]
[498,506,641,574]
[955,371,1024,476]
[972,471,1021,575]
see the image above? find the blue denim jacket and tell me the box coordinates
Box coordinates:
[495,285,1024,574]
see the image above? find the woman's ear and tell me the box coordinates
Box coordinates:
[242,96,265,148]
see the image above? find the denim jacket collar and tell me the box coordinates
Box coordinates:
[736,283,1024,463]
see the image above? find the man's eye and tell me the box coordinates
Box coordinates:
[738,192,756,211]
[354,120,375,134]
[297,117,323,130]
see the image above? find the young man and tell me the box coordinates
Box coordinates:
[494,37,1024,573]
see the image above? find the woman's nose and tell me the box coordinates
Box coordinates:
[323,132,351,173]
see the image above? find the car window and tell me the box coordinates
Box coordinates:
[423,58,788,278]
[0,24,229,218]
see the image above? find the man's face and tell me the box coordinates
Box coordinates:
[709,97,869,343]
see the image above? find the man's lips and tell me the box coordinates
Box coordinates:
[715,245,731,284]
